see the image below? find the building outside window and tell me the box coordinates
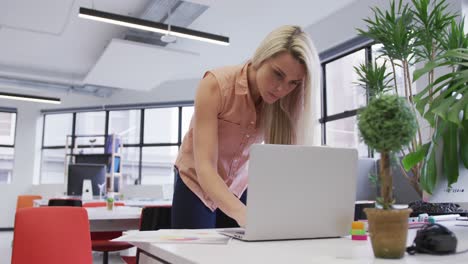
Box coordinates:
[0,110,17,184]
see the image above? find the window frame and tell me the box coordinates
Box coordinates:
[319,36,375,157]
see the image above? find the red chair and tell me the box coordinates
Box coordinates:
[11,207,92,264]
[121,205,172,264]
[83,201,132,264]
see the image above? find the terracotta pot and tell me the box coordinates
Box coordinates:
[364,208,412,259]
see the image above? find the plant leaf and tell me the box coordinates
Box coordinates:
[421,140,437,194]
[443,122,459,186]
[402,143,430,171]
[448,95,468,125]
[461,119,468,168]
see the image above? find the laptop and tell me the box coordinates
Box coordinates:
[220,144,358,241]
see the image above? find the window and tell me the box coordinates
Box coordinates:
[144,108,179,144]
[320,38,415,158]
[41,104,194,185]
[41,113,73,184]
[0,111,17,184]
[322,46,370,157]
[141,146,178,185]
[75,111,106,145]
[43,113,72,146]
[181,106,194,139]
[109,110,141,144]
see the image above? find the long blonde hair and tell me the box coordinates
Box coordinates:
[251,25,321,145]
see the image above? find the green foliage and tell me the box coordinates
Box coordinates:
[358,95,418,152]
[357,0,415,62]
[412,0,455,62]
[376,197,396,210]
[402,143,429,171]
[357,0,467,196]
[441,19,468,56]
[354,61,393,97]
[368,172,379,187]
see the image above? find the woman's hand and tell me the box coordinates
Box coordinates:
[235,205,247,227]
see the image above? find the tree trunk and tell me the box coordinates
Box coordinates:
[380,152,393,208]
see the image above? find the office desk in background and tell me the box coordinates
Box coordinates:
[128,221,468,264]
[33,199,172,232]
[33,198,172,208]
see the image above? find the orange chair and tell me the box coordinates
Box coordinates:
[83,201,125,207]
[11,207,92,264]
[83,201,132,264]
[16,195,42,209]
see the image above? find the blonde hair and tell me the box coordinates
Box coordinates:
[251,25,321,145]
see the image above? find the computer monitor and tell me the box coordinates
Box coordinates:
[75,154,120,173]
[355,158,378,201]
[67,163,106,196]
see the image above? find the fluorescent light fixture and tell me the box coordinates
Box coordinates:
[79,7,229,46]
[0,92,61,104]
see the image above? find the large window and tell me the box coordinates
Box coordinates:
[320,38,412,157]
[40,104,194,185]
[0,111,17,184]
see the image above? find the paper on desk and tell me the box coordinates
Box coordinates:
[113,229,231,245]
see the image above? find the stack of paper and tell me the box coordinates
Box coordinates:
[113,229,231,245]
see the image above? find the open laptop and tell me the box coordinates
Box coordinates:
[220,144,358,241]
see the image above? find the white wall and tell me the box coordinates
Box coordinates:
[306,0,462,53]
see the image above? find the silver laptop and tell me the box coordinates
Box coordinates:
[220,144,358,241]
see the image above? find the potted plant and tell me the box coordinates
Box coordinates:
[355,61,418,258]
[357,0,468,205]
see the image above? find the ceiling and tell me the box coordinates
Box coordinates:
[0,0,356,97]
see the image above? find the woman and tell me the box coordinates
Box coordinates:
[172,25,321,228]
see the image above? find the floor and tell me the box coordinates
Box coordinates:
[0,231,131,263]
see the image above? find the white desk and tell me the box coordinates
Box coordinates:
[129,222,468,264]
[33,198,171,232]
[86,206,142,232]
[33,198,172,208]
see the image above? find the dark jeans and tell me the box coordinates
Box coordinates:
[171,167,247,229]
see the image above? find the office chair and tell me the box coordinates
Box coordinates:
[121,205,172,264]
[48,198,83,207]
[12,207,92,264]
[82,202,132,264]
[16,195,42,209]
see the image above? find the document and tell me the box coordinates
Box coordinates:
[113,229,232,245]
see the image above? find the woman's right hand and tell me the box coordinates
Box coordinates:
[235,205,247,228]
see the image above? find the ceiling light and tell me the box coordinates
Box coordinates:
[0,92,61,104]
[78,7,229,46]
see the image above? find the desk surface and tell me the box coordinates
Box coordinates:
[86,206,141,220]
[130,222,468,264]
[33,198,172,208]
